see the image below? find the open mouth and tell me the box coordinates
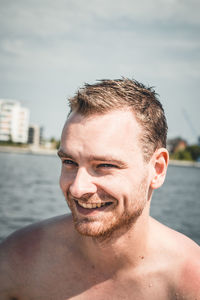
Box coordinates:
[76,200,113,210]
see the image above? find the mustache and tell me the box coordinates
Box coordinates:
[67,191,116,203]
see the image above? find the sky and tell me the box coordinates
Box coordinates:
[0,0,200,144]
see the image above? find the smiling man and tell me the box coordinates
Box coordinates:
[0,78,200,299]
[58,109,151,241]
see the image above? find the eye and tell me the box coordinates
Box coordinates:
[62,159,78,166]
[97,163,118,169]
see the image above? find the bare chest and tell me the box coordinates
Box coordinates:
[11,269,175,300]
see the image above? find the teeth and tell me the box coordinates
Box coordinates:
[77,201,108,209]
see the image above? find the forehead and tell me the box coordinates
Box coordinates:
[61,110,143,159]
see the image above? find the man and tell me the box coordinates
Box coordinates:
[0,78,199,299]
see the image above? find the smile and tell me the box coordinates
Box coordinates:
[76,200,113,209]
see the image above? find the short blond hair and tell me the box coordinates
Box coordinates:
[68,78,168,162]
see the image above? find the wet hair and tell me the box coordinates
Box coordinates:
[68,78,168,162]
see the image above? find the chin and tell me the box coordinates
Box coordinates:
[74,219,105,237]
[73,210,143,241]
[70,204,120,238]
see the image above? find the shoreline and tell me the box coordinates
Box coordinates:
[168,159,200,168]
[0,145,57,156]
[0,145,200,168]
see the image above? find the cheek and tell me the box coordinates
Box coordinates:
[99,174,132,201]
[59,169,72,194]
[108,174,148,205]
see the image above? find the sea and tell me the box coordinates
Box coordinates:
[0,152,200,245]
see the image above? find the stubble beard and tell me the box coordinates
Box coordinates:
[66,179,149,242]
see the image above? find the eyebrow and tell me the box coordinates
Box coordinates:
[87,155,127,167]
[57,149,127,168]
[57,149,74,159]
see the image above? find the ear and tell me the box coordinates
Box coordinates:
[150,148,169,190]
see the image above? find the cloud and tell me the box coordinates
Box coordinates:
[1,0,200,39]
[0,0,199,141]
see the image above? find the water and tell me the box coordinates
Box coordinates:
[0,152,200,245]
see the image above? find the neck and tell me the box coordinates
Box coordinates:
[76,204,151,275]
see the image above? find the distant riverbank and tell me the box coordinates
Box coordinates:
[0,145,57,156]
[169,159,200,168]
[1,145,200,167]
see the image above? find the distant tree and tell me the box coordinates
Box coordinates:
[56,140,60,149]
[50,137,56,143]
[170,145,200,161]
[171,150,193,161]
[49,137,60,149]
[186,145,200,161]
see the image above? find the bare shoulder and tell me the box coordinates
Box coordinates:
[174,231,200,299]
[150,218,200,299]
[0,214,74,297]
[0,213,73,252]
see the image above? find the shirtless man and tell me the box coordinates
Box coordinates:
[0,78,200,300]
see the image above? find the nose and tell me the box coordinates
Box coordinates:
[69,167,97,198]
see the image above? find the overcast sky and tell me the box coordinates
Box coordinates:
[0,0,199,144]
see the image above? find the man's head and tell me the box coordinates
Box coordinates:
[68,78,168,162]
[58,78,169,240]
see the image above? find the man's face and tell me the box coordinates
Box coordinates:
[59,109,152,239]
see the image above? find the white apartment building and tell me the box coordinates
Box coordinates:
[0,99,29,143]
